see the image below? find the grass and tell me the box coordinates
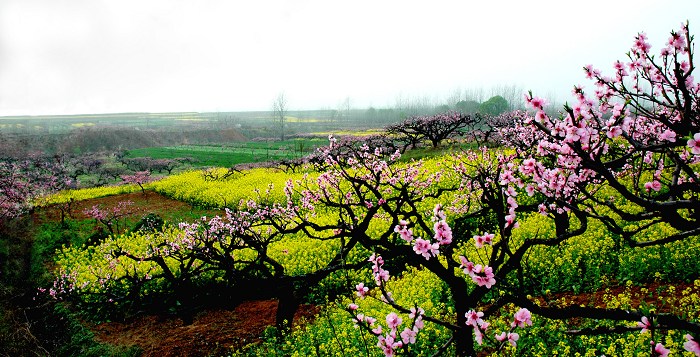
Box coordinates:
[125,139,327,168]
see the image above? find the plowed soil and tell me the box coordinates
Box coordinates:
[91,300,320,357]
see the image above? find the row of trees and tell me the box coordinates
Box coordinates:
[0,150,181,225]
[270,90,518,141]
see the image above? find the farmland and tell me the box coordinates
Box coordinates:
[124,139,327,168]
[25,143,700,356]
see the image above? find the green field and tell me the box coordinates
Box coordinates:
[125,139,328,167]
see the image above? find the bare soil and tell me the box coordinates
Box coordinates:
[91,300,320,357]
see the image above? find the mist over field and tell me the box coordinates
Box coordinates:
[1,0,697,117]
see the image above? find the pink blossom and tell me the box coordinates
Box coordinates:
[519,158,537,175]
[473,232,494,248]
[512,308,532,328]
[638,316,651,333]
[354,313,365,324]
[409,306,424,319]
[400,328,417,344]
[669,31,686,50]
[505,212,518,228]
[459,256,475,275]
[386,312,402,330]
[409,307,425,330]
[534,110,548,123]
[433,220,453,245]
[465,310,485,328]
[375,270,389,284]
[471,264,496,288]
[474,327,484,345]
[394,220,413,242]
[526,96,547,111]
[644,181,662,192]
[369,254,390,285]
[607,126,622,138]
[634,32,652,53]
[684,334,700,356]
[348,303,358,311]
[584,64,600,79]
[413,238,439,260]
[377,334,402,357]
[433,203,446,220]
[653,342,670,357]
[495,331,519,347]
[525,184,536,196]
[659,129,676,142]
[688,133,700,154]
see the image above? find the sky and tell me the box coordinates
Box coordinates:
[0,0,698,116]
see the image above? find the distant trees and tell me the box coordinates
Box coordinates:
[455,100,480,113]
[386,111,476,150]
[121,171,153,194]
[478,95,510,116]
[0,157,70,223]
[118,157,181,175]
[272,92,288,141]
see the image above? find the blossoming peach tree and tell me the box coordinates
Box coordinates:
[501,21,700,356]
[282,137,553,356]
[0,156,71,224]
[282,22,700,356]
[385,111,477,151]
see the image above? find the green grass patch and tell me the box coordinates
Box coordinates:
[125,139,327,168]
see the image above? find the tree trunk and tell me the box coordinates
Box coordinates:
[174,280,195,325]
[275,280,299,333]
[451,280,477,356]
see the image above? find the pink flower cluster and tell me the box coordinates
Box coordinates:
[433,220,452,245]
[395,205,453,260]
[459,256,496,288]
[495,331,519,347]
[685,334,700,356]
[637,316,652,333]
[465,310,489,344]
[652,342,670,357]
[512,308,532,328]
[369,253,390,286]
[350,306,425,357]
[464,308,532,349]
[412,238,439,260]
[637,316,700,355]
[491,308,532,349]
[473,232,494,248]
[688,133,700,155]
[393,220,413,242]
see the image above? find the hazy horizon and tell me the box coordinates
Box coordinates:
[1,0,698,117]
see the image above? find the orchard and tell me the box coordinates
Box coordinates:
[2,21,698,357]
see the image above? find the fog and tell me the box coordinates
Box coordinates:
[1,0,698,116]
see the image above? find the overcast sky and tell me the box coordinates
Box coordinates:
[0,0,698,116]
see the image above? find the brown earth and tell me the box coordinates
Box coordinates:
[87,281,696,357]
[90,300,320,357]
[37,190,216,223]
